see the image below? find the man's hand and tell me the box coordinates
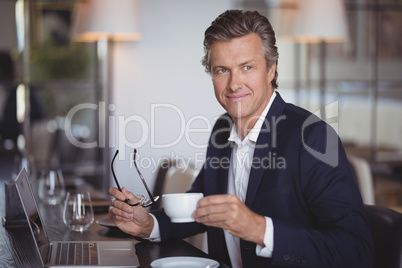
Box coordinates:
[192,194,266,246]
[108,187,154,238]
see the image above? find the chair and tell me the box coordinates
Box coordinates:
[364,204,402,268]
[151,159,207,253]
[151,159,199,210]
[30,119,58,170]
[348,155,375,205]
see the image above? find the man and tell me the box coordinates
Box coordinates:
[109,10,373,267]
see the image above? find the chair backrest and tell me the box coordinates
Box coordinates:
[161,165,199,195]
[151,159,199,210]
[348,155,375,205]
[364,204,402,268]
[30,120,58,169]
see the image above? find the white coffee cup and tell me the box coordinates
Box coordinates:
[162,193,204,223]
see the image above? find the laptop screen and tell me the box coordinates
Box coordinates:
[15,168,51,264]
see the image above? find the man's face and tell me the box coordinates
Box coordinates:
[210,33,275,128]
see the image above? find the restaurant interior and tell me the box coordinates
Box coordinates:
[0,0,401,266]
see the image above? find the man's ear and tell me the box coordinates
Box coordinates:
[268,63,276,82]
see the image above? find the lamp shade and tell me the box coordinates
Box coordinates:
[73,0,141,42]
[293,0,347,43]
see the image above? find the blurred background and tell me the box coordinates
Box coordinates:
[0,0,401,211]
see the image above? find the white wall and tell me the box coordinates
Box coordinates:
[110,0,233,195]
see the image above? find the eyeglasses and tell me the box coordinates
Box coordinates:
[111,149,159,207]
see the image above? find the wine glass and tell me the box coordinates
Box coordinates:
[63,192,94,232]
[37,169,66,205]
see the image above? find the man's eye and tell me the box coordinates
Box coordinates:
[244,65,252,71]
[217,68,227,74]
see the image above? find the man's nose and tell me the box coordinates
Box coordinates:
[228,72,243,92]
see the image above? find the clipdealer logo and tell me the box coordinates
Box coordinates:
[64,101,339,168]
[302,101,339,167]
[64,102,215,152]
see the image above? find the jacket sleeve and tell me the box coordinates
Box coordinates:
[270,120,373,268]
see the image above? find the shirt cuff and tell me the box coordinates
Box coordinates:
[145,213,161,242]
[255,217,274,258]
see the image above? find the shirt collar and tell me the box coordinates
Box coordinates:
[228,91,277,145]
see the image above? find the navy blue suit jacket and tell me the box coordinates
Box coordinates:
[152,93,373,267]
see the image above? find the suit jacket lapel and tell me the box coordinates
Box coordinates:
[206,113,233,196]
[245,92,286,207]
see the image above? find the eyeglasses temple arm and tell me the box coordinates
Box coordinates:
[111,150,123,192]
[133,149,155,202]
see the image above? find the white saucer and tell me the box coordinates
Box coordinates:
[151,256,219,268]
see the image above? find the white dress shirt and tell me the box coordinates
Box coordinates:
[149,92,278,267]
[225,92,276,268]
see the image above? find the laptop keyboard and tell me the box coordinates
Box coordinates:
[55,242,99,265]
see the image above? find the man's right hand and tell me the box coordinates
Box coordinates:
[108,187,154,238]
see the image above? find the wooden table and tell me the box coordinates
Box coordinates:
[0,181,225,268]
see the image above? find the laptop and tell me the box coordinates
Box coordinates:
[14,168,140,268]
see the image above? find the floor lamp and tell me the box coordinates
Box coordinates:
[72,0,141,192]
[293,0,347,120]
